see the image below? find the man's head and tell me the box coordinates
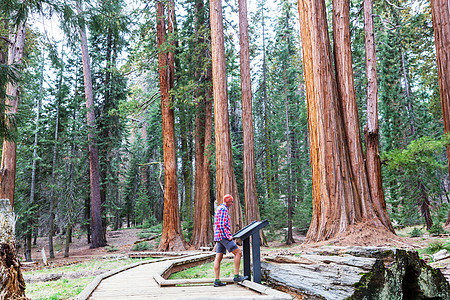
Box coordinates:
[223,194,234,207]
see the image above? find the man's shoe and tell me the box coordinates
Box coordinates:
[213,280,227,287]
[233,275,248,282]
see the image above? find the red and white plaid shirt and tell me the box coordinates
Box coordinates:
[214,203,232,241]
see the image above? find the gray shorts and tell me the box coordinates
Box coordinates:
[216,239,238,254]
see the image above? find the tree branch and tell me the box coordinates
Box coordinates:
[0,36,11,44]
[384,0,408,10]
[372,14,399,30]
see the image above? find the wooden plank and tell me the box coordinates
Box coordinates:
[85,252,292,300]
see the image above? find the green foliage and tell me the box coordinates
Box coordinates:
[137,228,158,239]
[428,224,446,236]
[182,220,193,241]
[409,228,423,237]
[383,136,449,227]
[131,241,150,251]
[106,245,119,252]
[422,240,450,255]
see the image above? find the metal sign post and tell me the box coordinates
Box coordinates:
[233,220,269,284]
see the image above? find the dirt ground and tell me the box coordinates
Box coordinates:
[20,229,145,271]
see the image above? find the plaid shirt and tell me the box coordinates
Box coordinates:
[214,203,232,241]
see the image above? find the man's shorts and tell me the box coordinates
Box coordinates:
[216,239,238,254]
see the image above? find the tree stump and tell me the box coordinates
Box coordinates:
[0,199,28,299]
[261,246,450,300]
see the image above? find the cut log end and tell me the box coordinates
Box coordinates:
[262,247,450,300]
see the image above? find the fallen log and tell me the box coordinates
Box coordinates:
[261,246,450,300]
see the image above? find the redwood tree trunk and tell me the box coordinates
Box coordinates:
[78,3,105,248]
[0,20,26,208]
[157,0,187,251]
[333,0,393,232]
[191,0,213,247]
[191,87,213,248]
[238,0,262,229]
[363,0,393,232]
[297,0,393,242]
[210,0,243,233]
[430,0,450,226]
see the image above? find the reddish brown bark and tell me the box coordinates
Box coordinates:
[210,0,243,233]
[191,0,213,249]
[333,0,393,232]
[238,0,261,228]
[78,4,105,248]
[157,0,187,251]
[0,21,26,209]
[363,0,393,232]
[191,90,213,248]
[430,0,450,226]
[297,0,393,242]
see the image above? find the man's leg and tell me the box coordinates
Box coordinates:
[214,252,223,280]
[231,247,247,282]
[231,247,242,276]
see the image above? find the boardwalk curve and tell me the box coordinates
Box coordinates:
[76,252,292,300]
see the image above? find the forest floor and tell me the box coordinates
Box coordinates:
[19,225,450,299]
[20,223,449,270]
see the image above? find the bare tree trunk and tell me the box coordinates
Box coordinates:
[297,0,393,242]
[210,0,243,233]
[333,0,393,232]
[65,107,78,257]
[238,0,263,232]
[363,0,393,232]
[27,50,45,262]
[191,0,214,247]
[0,20,26,208]
[430,0,450,226]
[400,47,416,137]
[48,101,60,259]
[157,0,187,251]
[191,86,213,248]
[261,9,272,201]
[284,81,295,245]
[77,2,105,248]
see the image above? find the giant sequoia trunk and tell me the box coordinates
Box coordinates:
[190,0,213,249]
[0,20,26,208]
[238,0,262,231]
[157,0,187,251]
[78,3,105,248]
[333,0,393,232]
[363,0,393,232]
[297,0,393,242]
[430,0,450,227]
[191,91,213,248]
[210,0,243,233]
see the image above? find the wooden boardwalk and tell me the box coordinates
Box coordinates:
[79,253,292,300]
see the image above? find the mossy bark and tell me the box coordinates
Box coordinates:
[350,250,449,300]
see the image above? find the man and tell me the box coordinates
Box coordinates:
[213,194,247,287]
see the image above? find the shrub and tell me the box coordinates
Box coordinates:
[131,241,150,251]
[428,223,446,236]
[138,230,155,239]
[409,228,423,237]
[106,245,119,252]
[423,240,450,254]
